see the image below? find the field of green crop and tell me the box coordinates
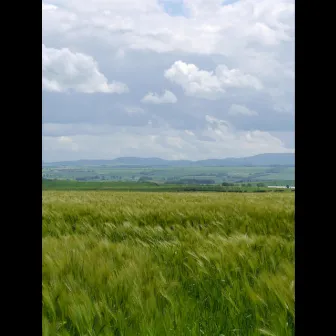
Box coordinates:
[42,191,294,336]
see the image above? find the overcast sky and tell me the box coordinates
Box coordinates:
[42,0,294,162]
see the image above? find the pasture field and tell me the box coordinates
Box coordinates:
[42,191,294,336]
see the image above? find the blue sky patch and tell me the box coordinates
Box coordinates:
[158,0,188,17]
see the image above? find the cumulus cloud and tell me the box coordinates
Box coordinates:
[228,104,258,116]
[42,44,129,94]
[42,0,294,160]
[141,90,177,104]
[42,1,293,63]
[164,61,262,99]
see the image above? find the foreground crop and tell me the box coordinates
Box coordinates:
[42,191,294,336]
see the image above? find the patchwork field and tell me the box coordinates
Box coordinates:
[42,191,294,336]
[42,165,295,185]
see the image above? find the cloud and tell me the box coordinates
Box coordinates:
[42,3,57,11]
[42,1,293,64]
[185,130,195,136]
[42,0,294,160]
[42,44,129,93]
[43,135,79,154]
[228,104,258,116]
[124,106,145,114]
[141,90,177,104]
[164,61,262,99]
[43,123,113,137]
[42,114,292,161]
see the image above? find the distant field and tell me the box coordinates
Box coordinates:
[42,179,294,192]
[43,191,294,335]
[42,165,295,184]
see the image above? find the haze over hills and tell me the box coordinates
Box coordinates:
[43,153,294,167]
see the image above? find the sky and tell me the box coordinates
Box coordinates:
[42,0,294,162]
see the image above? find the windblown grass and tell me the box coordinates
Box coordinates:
[42,191,294,336]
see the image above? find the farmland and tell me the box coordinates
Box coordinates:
[42,179,295,194]
[42,165,295,185]
[42,191,294,335]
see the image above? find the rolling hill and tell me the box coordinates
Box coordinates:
[42,153,294,167]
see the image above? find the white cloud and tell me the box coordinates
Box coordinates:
[42,115,292,161]
[42,1,293,59]
[141,90,177,104]
[202,115,288,153]
[42,1,294,103]
[42,0,294,160]
[43,135,79,154]
[42,3,57,11]
[124,106,145,114]
[43,123,113,136]
[228,104,258,116]
[164,61,262,99]
[185,130,195,136]
[58,136,72,143]
[42,44,129,93]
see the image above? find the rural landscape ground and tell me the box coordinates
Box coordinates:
[42,0,295,333]
[42,154,295,186]
[42,190,294,335]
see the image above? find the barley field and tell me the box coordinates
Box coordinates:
[42,191,294,336]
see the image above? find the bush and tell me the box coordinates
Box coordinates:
[222,182,234,187]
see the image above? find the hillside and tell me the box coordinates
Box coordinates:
[43,153,294,167]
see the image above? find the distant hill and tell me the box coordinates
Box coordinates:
[43,153,294,167]
[197,153,295,167]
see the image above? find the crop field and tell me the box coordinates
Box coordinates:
[42,191,294,336]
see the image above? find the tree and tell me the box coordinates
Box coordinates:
[222,182,234,187]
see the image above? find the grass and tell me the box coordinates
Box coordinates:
[42,191,294,336]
